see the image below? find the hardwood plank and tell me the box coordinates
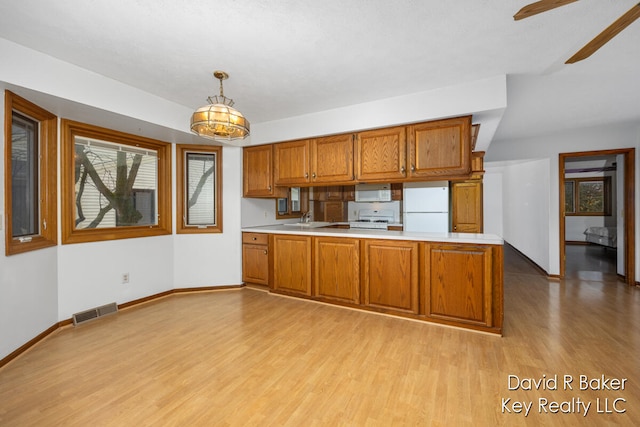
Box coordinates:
[1,246,639,425]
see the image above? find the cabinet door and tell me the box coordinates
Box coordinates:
[314,237,360,303]
[363,239,419,314]
[451,180,483,233]
[242,243,269,286]
[355,126,407,181]
[272,234,312,296]
[311,134,354,183]
[274,140,311,185]
[243,145,276,197]
[424,243,493,327]
[324,201,346,222]
[408,116,471,178]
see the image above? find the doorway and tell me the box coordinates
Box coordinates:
[559,149,635,285]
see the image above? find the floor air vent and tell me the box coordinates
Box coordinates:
[72,302,118,326]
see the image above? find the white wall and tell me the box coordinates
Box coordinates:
[483,169,503,237]
[0,87,59,360]
[173,147,243,287]
[0,40,245,359]
[250,75,507,150]
[485,159,551,272]
[486,122,640,280]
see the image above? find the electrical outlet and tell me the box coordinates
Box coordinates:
[264,211,268,218]
[122,273,130,284]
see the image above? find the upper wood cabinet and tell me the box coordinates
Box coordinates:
[311,134,354,183]
[273,139,312,186]
[407,116,471,179]
[274,134,354,186]
[355,126,407,182]
[451,180,483,233]
[243,145,285,198]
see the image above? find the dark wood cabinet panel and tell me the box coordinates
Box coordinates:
[314,237,360,304]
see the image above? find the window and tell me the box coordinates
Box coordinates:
[4,91,57,256]
[565,177,612,216]
[176,144,222,234]
[275,187,309,219]
[61,119,172,243]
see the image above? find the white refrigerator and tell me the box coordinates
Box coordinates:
[402,181,449,232]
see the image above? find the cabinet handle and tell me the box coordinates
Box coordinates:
[252,237,257,241]
[312,172,316,179]
[401,166,406,174]
[411,165,415,172]
[305,172,309,179]
[453,225,457,231]
[263,250,268,255]
[268,185,272,191]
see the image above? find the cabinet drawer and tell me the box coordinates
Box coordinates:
[242,232,268,245]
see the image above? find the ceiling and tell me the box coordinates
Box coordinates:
[0,0,639,149]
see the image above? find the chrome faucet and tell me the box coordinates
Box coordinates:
[301,212,312,223]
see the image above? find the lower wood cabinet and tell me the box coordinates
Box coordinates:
[423,243,495,327]
[362,239,419,314]
[271,234,312,296]
[245,232,503,334]
[314,237,360,304]
[242,233,269,286]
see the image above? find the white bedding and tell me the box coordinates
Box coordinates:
[584,227,616,248]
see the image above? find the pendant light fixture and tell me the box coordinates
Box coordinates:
[190,71,250,141]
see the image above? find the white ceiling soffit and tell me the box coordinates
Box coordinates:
[0,0,638,146]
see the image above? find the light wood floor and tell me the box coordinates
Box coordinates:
[565,243,619,282]
[1,246,639,426]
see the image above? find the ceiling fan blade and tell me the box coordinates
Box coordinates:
[566,3,640,63]
[514,0,579,21]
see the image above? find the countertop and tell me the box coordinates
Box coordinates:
[242,224,503,245]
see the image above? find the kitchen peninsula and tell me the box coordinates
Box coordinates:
[241,225,503,335]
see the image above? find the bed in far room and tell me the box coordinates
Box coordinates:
[584,226,617,248]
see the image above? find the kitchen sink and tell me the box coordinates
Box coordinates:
[282,221,332,228]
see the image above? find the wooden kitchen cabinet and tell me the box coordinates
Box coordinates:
[362,239,419,314]
[451,180,483,233]
[311,185,345,201]
[242,233,269,286]
[407,116,471,179]
[313,200,347,222]
[243,145,285,198]
[273,139,312,186]
[274,134,354,186]
[355,126,407,182]
[271,234,312,296]
[250,231,503,334]
[314,237,360,304]
[311,134,354,183]
[423,243,496,328]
